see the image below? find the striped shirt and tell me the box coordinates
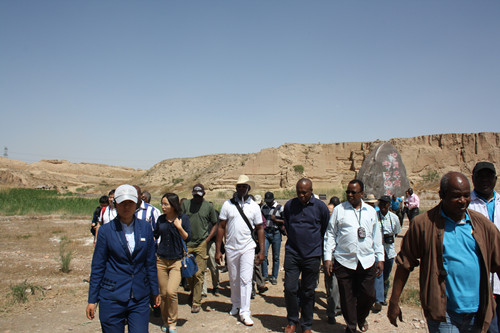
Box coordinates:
[135,201,160,230]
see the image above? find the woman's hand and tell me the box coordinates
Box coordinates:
[173,217,182,229]
[86,303,96,320]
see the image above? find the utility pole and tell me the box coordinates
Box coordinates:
[3,147,7,158]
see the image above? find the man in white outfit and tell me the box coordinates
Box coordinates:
[469,161,500,333]
[215,175,265,326]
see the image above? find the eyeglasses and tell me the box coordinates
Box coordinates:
[345,190,361,195]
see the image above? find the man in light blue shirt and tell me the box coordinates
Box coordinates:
[324,179,384,333]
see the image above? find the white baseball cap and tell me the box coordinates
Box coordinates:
[114,184,138,204]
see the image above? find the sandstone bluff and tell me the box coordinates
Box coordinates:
[1,132,498,194]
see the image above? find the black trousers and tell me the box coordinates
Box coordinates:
[334,260,376,333]
[284,250,321,330]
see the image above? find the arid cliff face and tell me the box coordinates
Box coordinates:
[1,132,498,194]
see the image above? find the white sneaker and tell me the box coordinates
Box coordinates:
[229,307,239,316]
[240,315,254,326]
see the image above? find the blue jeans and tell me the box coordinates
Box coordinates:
[263,229,281,279]
[427,311,481,333]
[375,256,394,303]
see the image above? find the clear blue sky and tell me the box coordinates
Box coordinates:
[1,1,499,169]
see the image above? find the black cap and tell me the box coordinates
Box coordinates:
[264,192,274,203]
[379,195,391,203]
[473,162,496,176]
[192,183,205,196]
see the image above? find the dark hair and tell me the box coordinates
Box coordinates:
[99,195,109,204]
[142,191,152,203]
[329,196,340,207]
[348,179,364,192]
[108,189,115,196]
[161,193,182,216]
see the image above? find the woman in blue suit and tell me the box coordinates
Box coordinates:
[86,184,161,332]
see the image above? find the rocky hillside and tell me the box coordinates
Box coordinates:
[1,132,498,195]
[141,132,499,193]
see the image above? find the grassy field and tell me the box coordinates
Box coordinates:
[0,188,99,216]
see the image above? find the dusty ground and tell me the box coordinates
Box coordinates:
[0,216,426,333]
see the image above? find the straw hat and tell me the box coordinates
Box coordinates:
[364,194,377,204]
[236,174,255,190]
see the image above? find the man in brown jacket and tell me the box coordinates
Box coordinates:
[388,171,500,332]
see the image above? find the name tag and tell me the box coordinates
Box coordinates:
[140,238,146,242]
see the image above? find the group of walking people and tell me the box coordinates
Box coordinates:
[86,160,500,333]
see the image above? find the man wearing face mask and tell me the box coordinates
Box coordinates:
[181,184,218,314]
[215,175,265,327]
[283,178,330,333]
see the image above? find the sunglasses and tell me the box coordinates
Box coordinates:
[345,190,361,195]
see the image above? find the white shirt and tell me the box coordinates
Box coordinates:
[323,200,384,270]
[377,210,401,260]
[219,197,263,252]
[469,190,500,294]
[120,220,135,255]
[100,206,117,224]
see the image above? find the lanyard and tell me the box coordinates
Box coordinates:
[353,207,362,227]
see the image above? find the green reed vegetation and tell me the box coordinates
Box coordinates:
[0,188,98,216]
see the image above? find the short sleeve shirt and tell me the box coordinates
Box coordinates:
[219,197,263,252]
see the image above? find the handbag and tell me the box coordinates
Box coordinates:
[180,239,198,278]
[230,198,260,253]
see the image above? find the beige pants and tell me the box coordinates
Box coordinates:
[157,257,182,328]
[187,239,208,306]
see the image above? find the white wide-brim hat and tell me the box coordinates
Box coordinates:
[115,184,138,204]
[236,175,255,190]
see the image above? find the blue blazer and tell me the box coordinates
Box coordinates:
[88,217,159,304]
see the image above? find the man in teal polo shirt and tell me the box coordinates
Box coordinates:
[388,172,500,332]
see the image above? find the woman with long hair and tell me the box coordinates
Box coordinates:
[154,193,191,333]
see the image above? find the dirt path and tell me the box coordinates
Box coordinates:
[0,216,426,332]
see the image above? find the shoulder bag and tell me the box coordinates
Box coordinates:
[180,239,198,278]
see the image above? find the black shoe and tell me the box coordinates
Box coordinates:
[372,302,382,313]
[251,290,256,299]
[257,286,268,294]
[211,287,219,296]
[182,278,190,292]
[381,301,388,306]
[327,317,336,325]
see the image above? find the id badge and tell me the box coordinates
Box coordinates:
[358,227,366,239]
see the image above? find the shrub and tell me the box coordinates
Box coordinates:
[422,170,439,183]
[8,280,43,304]
[293,165,304,174]
[59,236,73,273]
[173,178,184,185]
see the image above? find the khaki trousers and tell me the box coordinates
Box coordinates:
[187,240,208,306]
[157,257,182,328]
